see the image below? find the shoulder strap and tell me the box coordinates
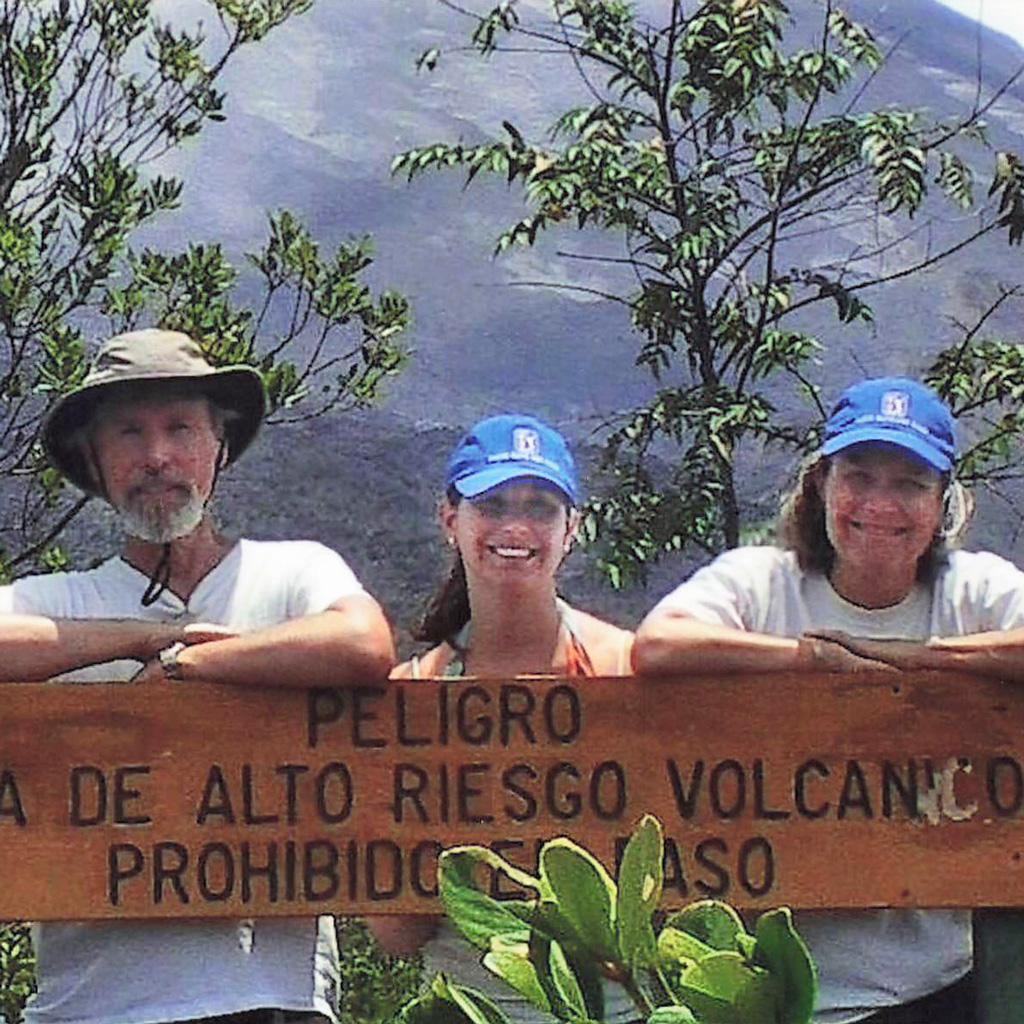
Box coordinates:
[558,600,597,678]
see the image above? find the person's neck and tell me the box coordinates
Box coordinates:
[462,585,563,676]
[121,517,233,602]
[829,560,916,610]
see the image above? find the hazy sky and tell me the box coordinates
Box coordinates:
[935,0,1024,47]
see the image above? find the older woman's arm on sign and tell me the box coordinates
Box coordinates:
[633,608,895,675]
[806,625,1024,682]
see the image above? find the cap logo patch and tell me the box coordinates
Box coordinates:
[512,427,542,460]
[880,390,910,419]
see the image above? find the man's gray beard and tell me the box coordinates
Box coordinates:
[117,491,206,543]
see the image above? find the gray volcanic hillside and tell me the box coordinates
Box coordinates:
[67,1,1024,641]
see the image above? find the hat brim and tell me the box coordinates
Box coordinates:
[453,464,577,504]
[820,426,952,472]
[43,367,266,496]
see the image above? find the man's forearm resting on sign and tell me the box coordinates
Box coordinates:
[171,595,395,687]
[0,615,183,681]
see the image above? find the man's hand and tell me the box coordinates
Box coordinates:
[182,622,238,645]
[131,623,238,683]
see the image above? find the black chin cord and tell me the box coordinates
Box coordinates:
[140,543,172,607]
[136,439,227,607]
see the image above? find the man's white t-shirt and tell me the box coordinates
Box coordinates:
[651,546,1024,1024]
[0,539,364,1024]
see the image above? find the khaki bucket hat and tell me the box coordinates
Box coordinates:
[43,328,266,496]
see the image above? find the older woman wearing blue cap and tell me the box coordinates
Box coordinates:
[369,413,634,1022]
[634,376,1024,1023]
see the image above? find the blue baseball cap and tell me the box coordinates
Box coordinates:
[821,376,957,472]
[446,414,579,504]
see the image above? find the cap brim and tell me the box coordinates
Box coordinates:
[453,465,576,503]
[821,427,952,472]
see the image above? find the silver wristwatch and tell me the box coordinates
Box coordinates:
[158,641,188,681]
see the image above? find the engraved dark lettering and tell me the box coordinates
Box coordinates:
[276,764,309,825]
[196,765,235,825]
[316,762,353,823]
[457,763,493,824]
[709,760,745,819]
[456,687,491,744]
[307,689,344,748]
[500,684,536,744]
[544,685,581,744]
[242,764,279,825]
[502,763,538,822]
[241,841,278,902]
[738,837,774,897]
[367,840,402,900]
[666,759,704,819]
[794,760,830,819]
[397,688,429,746]
[547,761,581,820]
[392,763,429,823]
[0,770,26,826]
[197,843,234,901]
[661,837,688,898]
[70,766,106,826]
[838,760,874,819]
[304,840,339,900]
[353,687,387,748]
[411,840,442,898]
[753,760,789,820]
[108,843,143,905]
[882,760,919,819]
[590,760,626,820]
[694,838,729,896]
[153,842,189,904]
[113,766,151,825]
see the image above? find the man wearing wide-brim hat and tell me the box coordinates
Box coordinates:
[0,328,394,1024]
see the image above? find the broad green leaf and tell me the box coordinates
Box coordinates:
[753,908,817,1024]
[735,967,784,1024]
[664,900,749,952]
[647,1008,698,1024]
[657,925,714,964]
[399,974,512,1024]
[539,838,618,962]
[682,951,756,1002]
[616,814,663,969]
[548,938,588,1019]
[439,847,537,951]
[395,987,464,1024]
[528,902,607,1019]
[482,951,551,1012]
[445,979,516,1024]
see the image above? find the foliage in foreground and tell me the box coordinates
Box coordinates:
[396,0,1024,586]
[398,815,815,1023]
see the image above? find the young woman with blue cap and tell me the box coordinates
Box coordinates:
[395,412,632,679]
[634,376,1024,1023]
[369,413,635,1022]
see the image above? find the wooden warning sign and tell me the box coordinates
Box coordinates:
[1,670,1023,919]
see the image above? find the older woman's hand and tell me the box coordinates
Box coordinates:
[799,631,906,672]
[803,630,933,672]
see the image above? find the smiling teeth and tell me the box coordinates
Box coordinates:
[493,546,532,558]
